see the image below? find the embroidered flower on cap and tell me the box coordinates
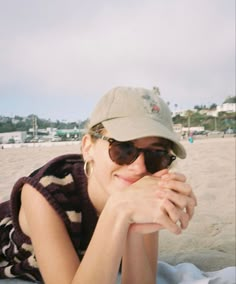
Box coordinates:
[142,93,160,114]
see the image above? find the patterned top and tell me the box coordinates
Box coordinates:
[0,154,98,282]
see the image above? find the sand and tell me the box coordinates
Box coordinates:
[0,137,235,272]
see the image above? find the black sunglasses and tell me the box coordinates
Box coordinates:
[90,132,176,174]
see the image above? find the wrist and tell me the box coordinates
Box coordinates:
[105,193,133,228]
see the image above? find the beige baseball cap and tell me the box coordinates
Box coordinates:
[89,86,186,158]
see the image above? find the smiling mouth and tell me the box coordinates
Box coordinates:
[115,174,141,185]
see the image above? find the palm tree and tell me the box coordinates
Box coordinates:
[185,110,194,134]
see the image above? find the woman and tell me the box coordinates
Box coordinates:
[0,86,197,284]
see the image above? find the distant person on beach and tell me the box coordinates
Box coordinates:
[188,132,194,144]
[0,87,197,284]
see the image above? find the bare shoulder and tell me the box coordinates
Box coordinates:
[19,184,41,237]
[19,185,80,283]
[19,183,62,237]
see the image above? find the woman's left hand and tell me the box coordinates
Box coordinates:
[153,170,197,229]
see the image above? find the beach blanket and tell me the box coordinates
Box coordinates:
[157,261,236,284]
[0,262,235,283]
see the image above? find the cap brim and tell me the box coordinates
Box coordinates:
[102,117,186,159]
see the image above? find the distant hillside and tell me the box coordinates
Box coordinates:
[224,96,236,104]
[0,115,89,134]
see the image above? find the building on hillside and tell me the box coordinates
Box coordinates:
[182,126,205,133]
[173,124,205,138]
[173,124,183,139]
[173,124,183,133]
[172,99,236,118]
[217,102,236,113]
[0,131,27,144]
[199,109,218,117]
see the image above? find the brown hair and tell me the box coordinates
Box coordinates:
[88,123,106,142]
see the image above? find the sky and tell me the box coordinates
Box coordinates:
[0,0,235,122]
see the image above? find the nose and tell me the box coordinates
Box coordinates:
[127,152,147,174]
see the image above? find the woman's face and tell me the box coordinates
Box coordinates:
[82,133,171,213]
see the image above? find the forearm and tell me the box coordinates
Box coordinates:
[121,230,158,284]
[72,199,130,284]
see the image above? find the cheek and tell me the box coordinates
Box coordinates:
[93,143,111,169]
[92,144,118,185]
[93,160,118,196]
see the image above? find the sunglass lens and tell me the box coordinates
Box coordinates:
[144,151,173,174]
[109,142,138,165]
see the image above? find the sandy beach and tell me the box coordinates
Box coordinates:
[0,137,235,272]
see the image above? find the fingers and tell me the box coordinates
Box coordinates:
[160,199,189,230]
[158,189,195,210]
[159,178,193,196]
[156,211,182,235]
[186,191,197,219]
[190,191,198,206]
[156,183,196,230]
[161,172,187,182]
[158,172,197,220]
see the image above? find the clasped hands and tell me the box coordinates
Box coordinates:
[124,169,197,235]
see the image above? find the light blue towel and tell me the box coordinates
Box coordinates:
[157,261,236,284]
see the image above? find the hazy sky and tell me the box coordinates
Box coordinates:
[0,0,235,121]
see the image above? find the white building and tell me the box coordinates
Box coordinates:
[182,126,205,133]
[173,124,183,133]
[217,103,236,113]
[0,131,27,144]
[172,109,197,117]
[172,101,236,118]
